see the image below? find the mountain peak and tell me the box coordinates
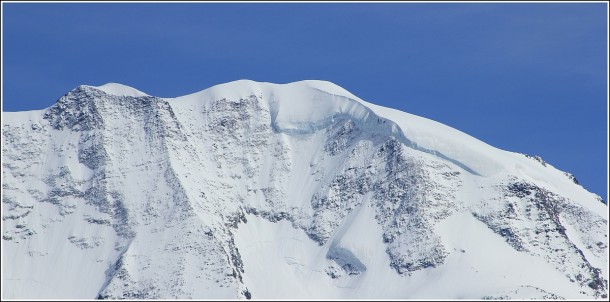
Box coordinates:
[84,82,149,98]
[74,80,356,103]
[171,79,360,103]
[3,79,607,299]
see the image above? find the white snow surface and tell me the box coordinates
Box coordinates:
[86,82,149,98]
[2,79,608,299]
[173,80,603,205]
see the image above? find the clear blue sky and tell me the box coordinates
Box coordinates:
[2,3,608,201]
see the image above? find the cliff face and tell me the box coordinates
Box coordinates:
[2,80,607,299]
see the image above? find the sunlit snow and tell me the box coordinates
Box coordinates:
[2,80,607,299]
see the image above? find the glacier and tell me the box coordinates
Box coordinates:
[1,80,608,299]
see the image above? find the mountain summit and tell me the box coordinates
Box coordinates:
[2,80,607,299]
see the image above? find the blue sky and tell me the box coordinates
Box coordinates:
[2,2,608,201]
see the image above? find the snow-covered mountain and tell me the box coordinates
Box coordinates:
[2,80,607,299]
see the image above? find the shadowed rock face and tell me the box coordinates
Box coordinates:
[2,81,607,299]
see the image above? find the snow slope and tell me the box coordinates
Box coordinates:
[86,83,150,98]
[2,80,608,299]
